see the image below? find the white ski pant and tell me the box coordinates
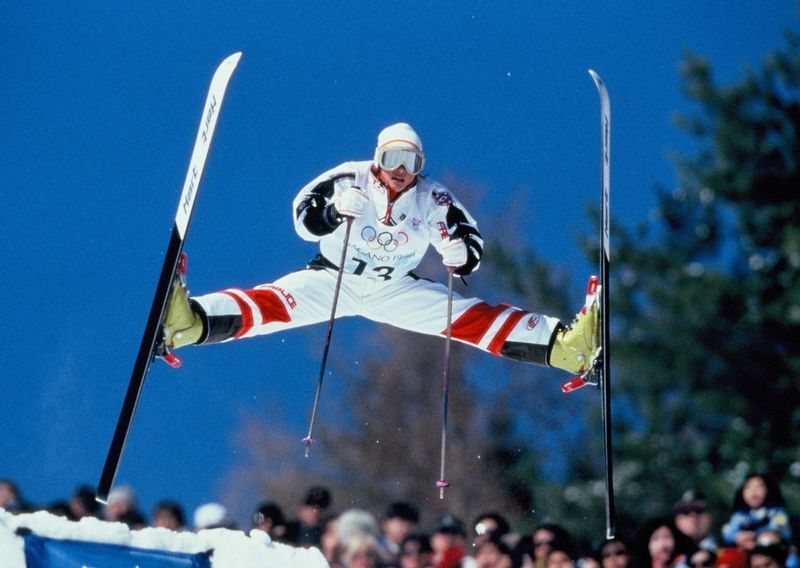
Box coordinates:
[192,267,560,363]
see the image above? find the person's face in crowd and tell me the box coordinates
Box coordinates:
[400,539,433,568]
[298,503,325,526]
[152,507,181,531]
[601,541,630,568]
[0,482,16,508]
[547,550,574,568]
[648,525,676,566]
[533,529,556,561]
[743,476,768,509]
[349,545,379,568]
[749,552,781,568]
[474,517,500,547]
[105,499,131,520]
[579,555,601,568]
[675,503,713,542]
[475,540,512,568]
[384,516,416,546]
[69,495,92,519]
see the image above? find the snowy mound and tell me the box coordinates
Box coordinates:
[0,508,329,567]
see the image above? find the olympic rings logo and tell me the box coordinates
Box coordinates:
[360,226,408,252]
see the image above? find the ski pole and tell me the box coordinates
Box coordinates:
[437,268,456,498]
[303,217,353,457]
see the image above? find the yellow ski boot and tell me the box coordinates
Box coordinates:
[548,281,600,375]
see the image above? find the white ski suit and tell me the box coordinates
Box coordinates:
[191,161,561,364]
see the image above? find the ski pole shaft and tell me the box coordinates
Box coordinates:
[437,268,455,497]
[303,217,353,457]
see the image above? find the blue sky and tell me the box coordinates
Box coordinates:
[3,2,796,525]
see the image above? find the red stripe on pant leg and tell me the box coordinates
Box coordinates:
[487,309,528,355]
[448,302,511,346]
[244,289,291,324]
[222,290,254,338]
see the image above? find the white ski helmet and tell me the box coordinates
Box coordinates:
[374,122,425,175]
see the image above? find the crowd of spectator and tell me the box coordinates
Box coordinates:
[1,472,797,568]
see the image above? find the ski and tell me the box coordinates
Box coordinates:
[589,68,615,539]
[96,52,242,504]
[560,70,615,538]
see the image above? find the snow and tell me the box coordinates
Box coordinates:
[0,508,329,567]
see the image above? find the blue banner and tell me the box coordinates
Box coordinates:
[24,533,212,568]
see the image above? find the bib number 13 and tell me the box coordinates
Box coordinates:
[351,257,394,281]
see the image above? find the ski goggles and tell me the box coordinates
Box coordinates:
[376,147,425,175]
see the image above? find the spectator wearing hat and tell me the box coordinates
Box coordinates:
[673,490,718,552]
[472,512,511,550]
[151,499,186,531]
[193,501,235,531]
[252,500,287,542]
[380,501,421,565]
[431,515,477,568]
[104,485,146,528]
[333,509,384,567]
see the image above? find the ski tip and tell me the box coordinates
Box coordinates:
[225,52,243,66]
[589,70,610,102]
[94,491,109,506]
[214,52,243,77]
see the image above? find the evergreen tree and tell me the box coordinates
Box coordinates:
[603,28,800,514]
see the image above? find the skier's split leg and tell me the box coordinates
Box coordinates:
[162,264,356,351]
[359,274,599,375]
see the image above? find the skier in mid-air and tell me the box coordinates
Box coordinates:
[161,122,598,374]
